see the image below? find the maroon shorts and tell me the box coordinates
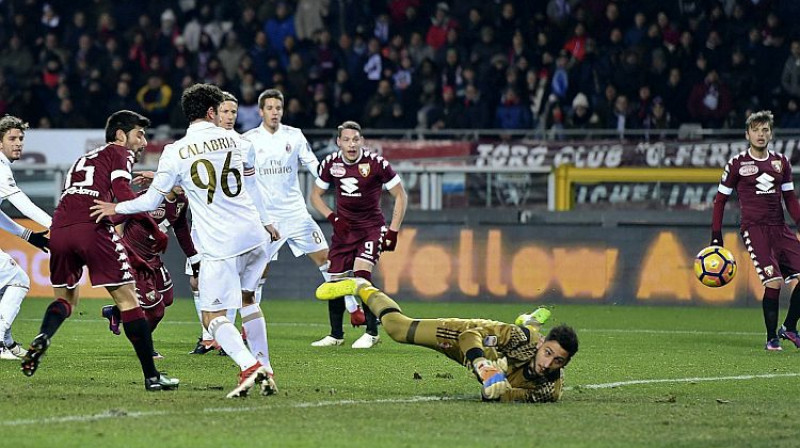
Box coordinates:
[328,225,387,274]
[134,268,162,309]
[153,263,174,307]
[50,223,135,289]
[742,225,800,284]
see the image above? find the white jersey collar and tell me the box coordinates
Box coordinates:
[187,121,217,133]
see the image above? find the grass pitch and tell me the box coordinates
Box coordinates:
[1,298,798,448]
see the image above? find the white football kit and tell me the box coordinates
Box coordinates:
[117,121,271,311]
[242,123,327,261]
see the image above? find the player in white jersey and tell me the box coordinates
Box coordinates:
[0,115,52,360]
[92,84,279,398]
[242,89,365,347]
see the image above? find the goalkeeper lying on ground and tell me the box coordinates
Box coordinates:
[316,278,579,403]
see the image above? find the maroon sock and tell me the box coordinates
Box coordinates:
[39,298,72,338]
[121,307,158,379]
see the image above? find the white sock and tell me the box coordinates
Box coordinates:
[226,307,237,324]
[194,291,213,341]
[240,303,272,373]
[344,295,359,313]
[254,278,266,304]
[320,262,358,312]
[0,286,27,345]
[208,316,257,371]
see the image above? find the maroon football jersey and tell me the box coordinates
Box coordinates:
[122,191,195,264]
[720,150,794,227]
[318,149,400,230]
[52,144,135,228]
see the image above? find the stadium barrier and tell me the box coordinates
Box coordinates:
[9,218,770,306]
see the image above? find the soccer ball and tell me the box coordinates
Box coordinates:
[694,246,737,287]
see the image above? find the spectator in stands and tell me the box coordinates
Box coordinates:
[217,32,246,82]
[107,80,139,115]
[363,79,397,128]
[53,98,90,128]
[426,2,458,51]
[234,7,260,49]
[563,22,588,62]
[604,93,634,134]
[781,40,800,98]
[136,75,172,126]
[566,92,599,130]
[428,85,464,130]
[462,84,491,129]
[495,88,532,129]
[0,35,34,81]
[781,98,800,129]
[295,0,328,41]
[642,96,675,138]
[687,69,733,128]
[265,1,297,54]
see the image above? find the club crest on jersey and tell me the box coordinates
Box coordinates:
[771,160,782,172]
[330,163,346,177]
[151,207,166,219]
[358,163,371,177]
[285,143,291,153]
[739,165,758,176]
[765,265,775,277]
[483,336,498,347]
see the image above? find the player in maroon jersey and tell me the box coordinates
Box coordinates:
[711,110,800,351]
[310,121,407,348]
[20,110,178,391]
[101,186,199,359]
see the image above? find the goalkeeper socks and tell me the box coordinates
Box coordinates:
[328,298,346,339]
[193,290,213,341]
[763,287,780,340]
[354,270,378,336]
[254,278,266,305]
[0,285,27,344]
[240,304,272,372]
[121,307,159,379]
[362,292,402,320]
[209,316,258,371]
[784,285,800,332]
[39,298,73,338]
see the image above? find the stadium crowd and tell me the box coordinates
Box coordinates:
[1,0,800,134]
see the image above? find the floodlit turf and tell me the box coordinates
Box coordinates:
[1,297,798,447]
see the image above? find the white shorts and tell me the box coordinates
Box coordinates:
[267,215,328,261]
[0,251,29,290]
[198,244,269,312]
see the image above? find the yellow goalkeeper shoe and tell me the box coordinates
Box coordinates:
[514,307,551,326]
[315,278,372,301]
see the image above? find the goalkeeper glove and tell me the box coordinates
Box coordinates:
[474,358,511,400]
[327,213,350,235]
[710,230,723,247]
[381,229,398,252]
[23,229,49,253]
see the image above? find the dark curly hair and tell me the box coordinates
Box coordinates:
[546,324,579,359]
[104,110,150,143]
[0,115,29,141]
[181,83,224,123]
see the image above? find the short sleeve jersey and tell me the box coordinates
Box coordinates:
[242,123,318,221]
[122,191,190,263]
[52,144,133,228]
[0,152,21,204]
[316,149,401,230]
[718,149,793,227]
[150,121,267,260]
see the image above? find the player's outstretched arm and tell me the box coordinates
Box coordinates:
[0,210,48,252]
[90,187,166,222]
[382,182,407,251]
[4,190,52,229]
